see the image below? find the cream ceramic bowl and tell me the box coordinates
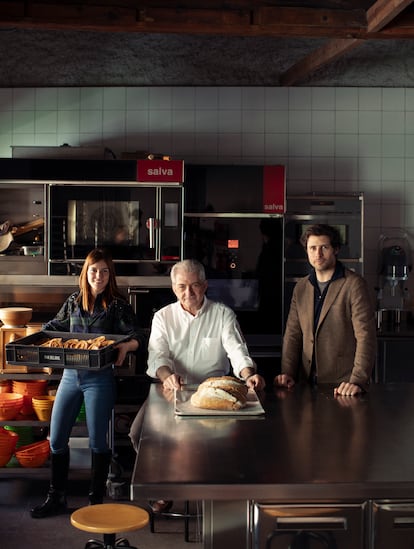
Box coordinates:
[0,307,33,328]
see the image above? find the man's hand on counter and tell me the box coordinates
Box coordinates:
[334,382,362,397]
[244,373,266,391]
[273,373,295,389]
[156,366,184,391]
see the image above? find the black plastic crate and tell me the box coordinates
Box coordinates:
[5,331,129,370]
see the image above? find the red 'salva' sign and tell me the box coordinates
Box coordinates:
[263,165,286,213]
[136,160,184,183]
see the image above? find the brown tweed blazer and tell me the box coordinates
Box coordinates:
[282,268,376,391]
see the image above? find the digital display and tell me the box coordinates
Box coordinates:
[228,239,239,249]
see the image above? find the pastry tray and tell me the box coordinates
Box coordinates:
[174,385,265,416]
[5,330,129,370]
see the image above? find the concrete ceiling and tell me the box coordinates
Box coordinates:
[1,1,414,87]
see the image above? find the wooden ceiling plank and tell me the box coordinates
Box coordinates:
[0,2,414,40]
[255,6,366,28]
[30,4,136,26]
[0,4,374,38]
[367,0,414,33]
[279,0,414,86]
[138,7,250,26]
[280,37,361,86]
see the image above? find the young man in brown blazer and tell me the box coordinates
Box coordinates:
[275,224,376,396]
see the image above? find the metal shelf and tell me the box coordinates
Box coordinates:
[0,373,61,380]
[0,419,49,427]
[0,465,90,479]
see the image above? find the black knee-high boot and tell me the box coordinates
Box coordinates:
[88,451,111,505]
[31,451,70,518]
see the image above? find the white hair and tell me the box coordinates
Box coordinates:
[170,259,206,284]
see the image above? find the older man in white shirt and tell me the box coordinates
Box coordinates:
[147,259,265,389]
[130,259,265,513]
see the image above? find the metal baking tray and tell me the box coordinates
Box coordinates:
[174,385,265,416]
[5,330,129,370]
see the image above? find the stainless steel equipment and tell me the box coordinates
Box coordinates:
[372,501,414,549]
[0,181,47,275]
[253,502,366,549]
[131,383,414,549]
[48,182,184,275]
[184,164,285,340]
[0,158,184,277]
[376,230,412,329]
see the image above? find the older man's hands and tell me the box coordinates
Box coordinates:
[245,373,266,391]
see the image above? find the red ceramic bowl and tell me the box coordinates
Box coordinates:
[0,393,24,420]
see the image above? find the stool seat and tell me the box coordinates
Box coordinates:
[71,504,149,549]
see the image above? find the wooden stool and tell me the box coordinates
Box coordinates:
[70,503,149,549]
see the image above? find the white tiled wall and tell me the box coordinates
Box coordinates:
[1,85,414,302]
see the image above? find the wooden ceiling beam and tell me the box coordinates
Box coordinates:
[367,0,414,32]
[280,38,362,86]
[0,2,413,39]
[0,3,379,38]
[280,0,414,85]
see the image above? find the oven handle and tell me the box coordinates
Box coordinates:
[146,218,158,249]
[394,516,414,528]
[275,516,347,531]
[128,288,150,313]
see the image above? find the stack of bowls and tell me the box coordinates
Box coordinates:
[4,425,34,448]
[32,395,55,422]
[0,380,11,394]
[0,393,24,420]
[0,427,19,466]
[15,439,50,468]
[12,380,48,416]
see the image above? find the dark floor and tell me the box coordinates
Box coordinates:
[0,476,202,549]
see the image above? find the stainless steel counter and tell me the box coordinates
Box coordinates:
[132,383,414,500]
[131,383,414,547]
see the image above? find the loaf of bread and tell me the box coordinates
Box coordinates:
[190,376,248,411]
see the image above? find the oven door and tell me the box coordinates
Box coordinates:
[184,213,284,338]
[49,183,183,275]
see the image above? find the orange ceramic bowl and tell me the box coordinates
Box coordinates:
[15,439,50,468]
[0,393,24,420]
[0,428,19,453]
[12,381,47,416]
[16,440,50,455]
[32,395,55,422]
[0,451,13,467]
[15,450,49,468]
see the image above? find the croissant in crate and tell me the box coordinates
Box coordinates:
[39,336,115,350]
[190,376,248,411]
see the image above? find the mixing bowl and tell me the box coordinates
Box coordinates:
[0,307,33,327]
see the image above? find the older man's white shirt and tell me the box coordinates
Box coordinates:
[146,297,255,384]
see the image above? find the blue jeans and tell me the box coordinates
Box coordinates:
[50,367,116,454]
